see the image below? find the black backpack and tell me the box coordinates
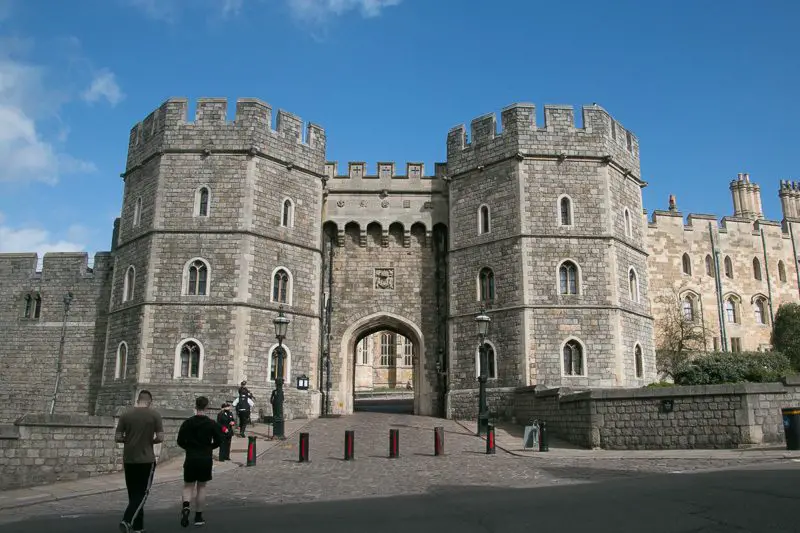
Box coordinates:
[237,393,250,413]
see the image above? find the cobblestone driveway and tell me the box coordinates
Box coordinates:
[0,412,792,526]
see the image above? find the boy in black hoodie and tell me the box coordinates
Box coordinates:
[177,396,223,527]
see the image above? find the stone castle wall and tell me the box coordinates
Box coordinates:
[0,409,189,491]
[0,253,113,422]
[647,210,800,354]
[514,376,800,449]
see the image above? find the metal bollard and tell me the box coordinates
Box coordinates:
[344,430,355,460]
[246,436,257,466]
[298,432,310,462]
[539,420,549,452]
[389,429,400,458]
[434,426,444,456]
[486,424,496,455]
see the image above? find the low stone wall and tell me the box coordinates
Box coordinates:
[446,387,516,421]
[513,376,800,450]
[0,409,191,491]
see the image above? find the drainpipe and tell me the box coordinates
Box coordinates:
[698,295,708,353]
[49,292,74,415]
[709,222,728,352]
[760,228,776,325]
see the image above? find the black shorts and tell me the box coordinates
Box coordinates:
[183,457,213,483]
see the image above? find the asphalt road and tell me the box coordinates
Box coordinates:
[5,462,800,532]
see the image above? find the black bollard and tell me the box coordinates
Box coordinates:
[539,420,549,452]
[246,436,257,466]
[434,426,444,456]
[344,430,355,460]
[486,424,496,455]
[389,429,400,458]
[299,432,310,462]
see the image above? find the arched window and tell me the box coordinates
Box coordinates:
[123,266,135,303]
[478,204,490,234]
[403,337,413,366]
[23,294,32,318]
[628,268,639,302]
[682,295,695,321]
[634,344,643,378]
[268,344,291,381]
[753,257,762,280]
[779,260,787,283]
[705,255,714,277]
[197,187,210,217]
[175,339,202,379]
[271,268,292,305]
[133,197,142,226]
[474,341,498,379]
[724,256,733,279]
[624,208,632,237]
[559,260,579,295]
[559,196,572,226]
[478,267,495,302]
[115,342,128,380]
[754,297,768,325]
[563,339,585,376]
[281,198,294,228]
[380,333,396,366]
[33,294,41,319]
[682,253,692,275]
[186,259,209,296]
[725,297,739,324]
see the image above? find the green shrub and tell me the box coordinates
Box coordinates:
[672,351,791,386]
[645,381,675,388]
[772,303,800,371]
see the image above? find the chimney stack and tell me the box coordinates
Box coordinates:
[730,173,763,220]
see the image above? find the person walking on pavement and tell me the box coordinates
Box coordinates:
[238,380,255,401]
[115,390,164,533]
[232,388,254,437]
[178,396,223,528]
[216,402,235,461]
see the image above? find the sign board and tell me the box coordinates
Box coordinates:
[523,424,539,450]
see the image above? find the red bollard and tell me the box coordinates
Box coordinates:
[389,429,400,458]
[246,436,257,466]
[344,430,355,460]
[299,432,310,462]
[486,424,496,455]
[434,426,444,456]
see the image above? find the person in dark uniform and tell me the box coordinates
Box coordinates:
[177,396,223,528]
[215,402,235,461]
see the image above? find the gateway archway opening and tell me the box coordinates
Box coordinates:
[353,329,416,414]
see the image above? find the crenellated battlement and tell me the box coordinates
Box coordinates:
[125,97,327,175]
[324,161,447,193]
[647,209,790,239]
[446,103,640,176]
[0,252,113,281]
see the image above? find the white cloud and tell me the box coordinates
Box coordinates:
[288,0,401,21]
[0,45,98,184]
[0,212,86,258]
[82,69,125,106]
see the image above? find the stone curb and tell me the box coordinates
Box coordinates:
[0,420,310,512]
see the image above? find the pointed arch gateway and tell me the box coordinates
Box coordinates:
[338,312,429,416]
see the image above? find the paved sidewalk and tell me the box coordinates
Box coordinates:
[0,419,309,511]
[456,419,800,460]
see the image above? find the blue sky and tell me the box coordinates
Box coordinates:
[1,0,799,260]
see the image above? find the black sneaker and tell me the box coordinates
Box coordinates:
[119,521,131,533]
[194,515,205,527]
[180,507,190,528]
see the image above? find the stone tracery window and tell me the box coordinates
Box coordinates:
[271,268,292,305]
[682,295,695,321]
[176,339,202,379]
[380,333,396,366]
[563,339,584,376]
[186,259,209,296]
[754,297,768,325]
[725,296,739,324]
[478,267,495,302]
[559,260,578,295]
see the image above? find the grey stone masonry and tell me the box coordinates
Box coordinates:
[514,376,800,449]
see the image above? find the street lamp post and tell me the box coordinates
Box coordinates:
[49,292,74,415]
[475,306,491,436]
[272,306,290,439]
